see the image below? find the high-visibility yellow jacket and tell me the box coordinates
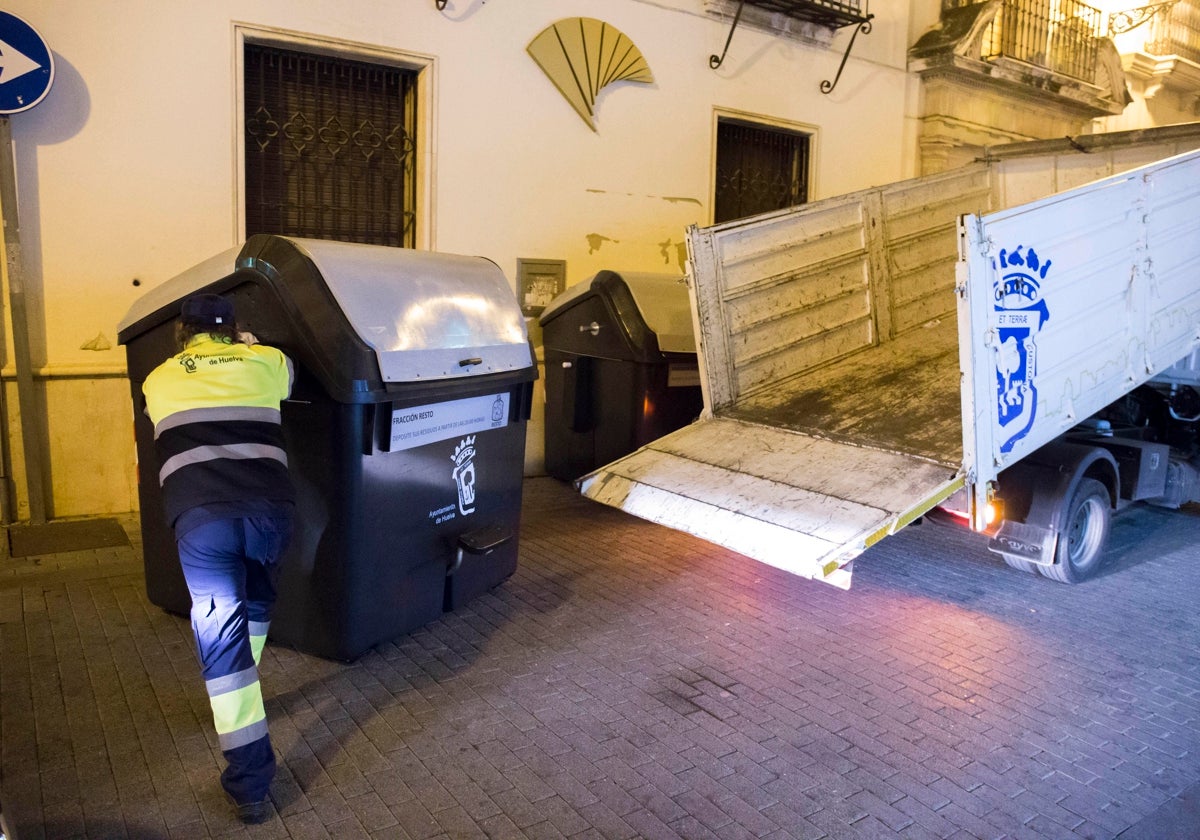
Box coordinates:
[143,334,295,526]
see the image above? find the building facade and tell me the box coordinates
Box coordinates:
[0,0,1195,520]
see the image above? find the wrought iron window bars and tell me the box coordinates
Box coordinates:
[709,0,873,93]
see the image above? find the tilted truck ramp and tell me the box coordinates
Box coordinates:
[576,164,975,590]
[577,417,962,589]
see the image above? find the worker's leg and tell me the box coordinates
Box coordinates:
[241,514,293,667]
[176,518,275,805]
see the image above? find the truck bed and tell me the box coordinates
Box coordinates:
[580,127,1200,589]
[578,318,964,589]
[580,165,980,587]
[727,316,961,466]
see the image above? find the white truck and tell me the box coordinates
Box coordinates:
[577,125,1200,589]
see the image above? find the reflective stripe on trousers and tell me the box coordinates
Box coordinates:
[205,665,268,750]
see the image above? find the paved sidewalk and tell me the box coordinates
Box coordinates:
[1,477,1198,838]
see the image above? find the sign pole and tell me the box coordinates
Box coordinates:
[0,115,46,523]
[0,11,56,525]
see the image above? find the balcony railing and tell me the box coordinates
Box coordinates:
[945,0,1103,82]
[1144,0,1200,63]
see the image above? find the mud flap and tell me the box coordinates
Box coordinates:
[989,520,1057,566]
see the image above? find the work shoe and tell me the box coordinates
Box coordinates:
[234,797,273,825]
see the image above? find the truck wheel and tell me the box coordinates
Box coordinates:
[1039,477,1110,584]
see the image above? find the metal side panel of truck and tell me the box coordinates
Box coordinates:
[578,127,1200,589]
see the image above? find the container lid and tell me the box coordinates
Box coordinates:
[118,237,533,389]
[540,271,694,354]
[289,238,531,382]
[616,272,695,354]
[117,246,244,335]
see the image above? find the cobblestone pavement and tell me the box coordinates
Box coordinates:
[1,477,1198,838]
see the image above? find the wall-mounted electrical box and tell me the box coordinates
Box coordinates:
[517,258,567,317]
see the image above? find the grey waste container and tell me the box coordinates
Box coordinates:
[539,270,703,481]
[117,234,536,661]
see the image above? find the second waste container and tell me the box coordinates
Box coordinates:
[540,270,703,481]
[118,235,536,661]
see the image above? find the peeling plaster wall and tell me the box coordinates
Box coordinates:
[4,0,920,517]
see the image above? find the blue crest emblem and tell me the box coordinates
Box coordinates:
[994,245,1051,454]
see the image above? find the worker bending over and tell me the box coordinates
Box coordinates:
[142,293,294,825]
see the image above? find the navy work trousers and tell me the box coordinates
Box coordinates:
[176,513,292,805]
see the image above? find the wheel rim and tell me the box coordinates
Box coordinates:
[1067,496,1105,568]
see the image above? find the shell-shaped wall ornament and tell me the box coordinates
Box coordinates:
[527,17,654,132]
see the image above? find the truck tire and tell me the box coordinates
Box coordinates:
[1003,556,1039,574]
[1039,477,1110,584]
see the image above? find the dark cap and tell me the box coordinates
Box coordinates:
[180,294,235,327]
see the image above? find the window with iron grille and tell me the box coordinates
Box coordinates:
[244,43,418,247]
[715,119,811,224]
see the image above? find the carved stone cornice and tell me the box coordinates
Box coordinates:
[911,51,1129,118]
[1122,50,1200,108]
[908,0,1131,120]
[908,2,1138,173]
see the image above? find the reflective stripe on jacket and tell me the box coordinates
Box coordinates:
[143,334,295,525]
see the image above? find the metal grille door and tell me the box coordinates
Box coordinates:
[715,120,810,224]
[245,44,418,247]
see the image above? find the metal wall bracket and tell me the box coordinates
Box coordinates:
[710,1,749,69]
[821,16,873,94]
[1108,1,1179,35]
[435,0,448,9]
[708,0,873,94]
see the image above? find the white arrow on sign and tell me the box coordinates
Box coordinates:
[0,38,40,86]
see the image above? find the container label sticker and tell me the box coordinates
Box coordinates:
[388,392,509,452]
[993,245,1051,454]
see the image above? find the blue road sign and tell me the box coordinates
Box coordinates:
[0,11,53,114]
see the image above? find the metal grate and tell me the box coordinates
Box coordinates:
[714,120,810,224]
[953,0,1102,82]
[742,0,869,28]
[244,44,418,247]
